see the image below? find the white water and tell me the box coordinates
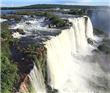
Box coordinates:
[12,32,25,39]
[45,16,110,93]
[11,17,57,32]
[28,65,46,93]
[11,18,47,31]
[0,18,7,23]
[10,17,59,39]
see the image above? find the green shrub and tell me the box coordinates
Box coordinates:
[68,9,86,15]
[1,55,19,93]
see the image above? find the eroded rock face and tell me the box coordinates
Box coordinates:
[18,45,47,93]
[19,76,30,93]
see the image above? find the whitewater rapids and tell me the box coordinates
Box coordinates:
[45,16,110,93]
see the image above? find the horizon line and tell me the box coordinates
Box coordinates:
[1,3,110,8]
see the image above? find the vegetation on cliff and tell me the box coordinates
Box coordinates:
[14,41,47,80]
[68,9,86,15]
[1,22,20,93]
[11,39,48,92]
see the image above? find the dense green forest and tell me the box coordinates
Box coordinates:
[1,22,20,93]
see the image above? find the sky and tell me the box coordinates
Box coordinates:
[1,0,110,7]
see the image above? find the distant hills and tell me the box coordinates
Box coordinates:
[1,4,110,10]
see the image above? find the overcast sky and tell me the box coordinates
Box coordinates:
[1,0,110,7]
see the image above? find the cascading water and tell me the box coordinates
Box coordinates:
[17,16,110,93]
[28,65,46,93]
[45,16,110,93]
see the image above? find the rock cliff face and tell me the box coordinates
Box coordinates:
[19,76,30,93]
[12,42,47,93]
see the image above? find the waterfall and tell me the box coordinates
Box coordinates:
[45,16,110,93]
[28,65,46,93]
[27,16,110,93]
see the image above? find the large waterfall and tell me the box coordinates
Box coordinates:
[45,16,110,93]
[26,16,110,93]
